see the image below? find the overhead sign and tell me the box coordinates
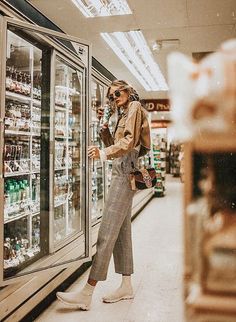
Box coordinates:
[141,99,170,112]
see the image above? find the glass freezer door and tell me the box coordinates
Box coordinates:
[3,30,43,279]
[53,56,83,251]
[0,17,91,285]
[91,79,105,221]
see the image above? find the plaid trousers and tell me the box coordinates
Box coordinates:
[89,150,138,281]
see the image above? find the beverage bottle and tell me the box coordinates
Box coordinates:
[35,178,40,202]
[99,103,113,128]
[32,179,36,201]
[15,183,20,202]
[24,179,30,200]
[20,181,26,201]
[9,184,15,205]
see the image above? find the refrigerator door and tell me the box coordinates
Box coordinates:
[0,17,91,285]
[90,78,105,222]
[52,55,85,251]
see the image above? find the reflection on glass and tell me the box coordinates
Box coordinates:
[91,80,105,220]
[3,31,42,278]
[54,58,82,247]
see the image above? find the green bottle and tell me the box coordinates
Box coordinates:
[9,184,14,205]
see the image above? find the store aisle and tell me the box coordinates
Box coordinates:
[36,175,185,322]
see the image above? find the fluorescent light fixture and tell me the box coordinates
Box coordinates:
[71,0,132,17]
[101,30,168,91]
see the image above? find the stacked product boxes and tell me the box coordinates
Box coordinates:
[152,135,166,197]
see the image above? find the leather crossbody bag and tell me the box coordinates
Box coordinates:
[130,160,157,191]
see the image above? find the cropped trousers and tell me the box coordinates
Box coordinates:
[89,150,138,281]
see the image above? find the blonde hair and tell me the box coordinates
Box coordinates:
[106,80,139,102]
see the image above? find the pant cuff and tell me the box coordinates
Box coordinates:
[114,269,134,275]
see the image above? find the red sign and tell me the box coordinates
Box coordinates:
[151,120,170,128]
[141,99,170,112]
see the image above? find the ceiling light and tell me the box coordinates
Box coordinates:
[71,0,132,17]
[101,30,168,91]
[152,39,180,51]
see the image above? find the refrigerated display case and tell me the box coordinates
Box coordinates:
[0,17,91,285]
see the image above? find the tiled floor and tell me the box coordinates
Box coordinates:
[36,175,185,322]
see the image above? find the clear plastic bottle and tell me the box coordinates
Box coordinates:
[24,179,30,200]
[9,184,15,205]
[100,103,113,128]
[15,183,20,202]
[20,181,26,201]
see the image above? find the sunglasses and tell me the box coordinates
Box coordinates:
[108,90,121,102]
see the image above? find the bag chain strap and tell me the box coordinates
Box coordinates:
[131,161,153,188]
[140,169,152,188]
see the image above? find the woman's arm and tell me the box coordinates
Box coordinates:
[99,126,114,147]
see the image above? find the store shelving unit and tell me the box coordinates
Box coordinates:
[184,132,236,322]
[152,135,166,197]
[169,142,181,177]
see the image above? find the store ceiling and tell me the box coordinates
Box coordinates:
[29,0,236,99]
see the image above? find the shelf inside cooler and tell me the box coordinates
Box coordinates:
[4,210,40,224]
[55,167,72,172]
[4,171,31,178]
[4,212,28,224]
[5,91,32,103]
[55,105,67,111]
[5,130,32,136]
[32,99,41,107]
[55,135,72,140]
[54,195,68,208]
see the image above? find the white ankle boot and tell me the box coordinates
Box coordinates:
[102,276,134,303]
[56,283,95,310]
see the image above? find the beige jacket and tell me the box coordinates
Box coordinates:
[100,101,151,159]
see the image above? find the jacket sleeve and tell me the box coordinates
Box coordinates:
[103,101,142,159]
[99,127,114,147]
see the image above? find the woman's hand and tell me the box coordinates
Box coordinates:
[96,107,104,120]
[97,106,109,129]
[88,146,100,159]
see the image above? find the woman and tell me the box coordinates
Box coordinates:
[57,80,151,310]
